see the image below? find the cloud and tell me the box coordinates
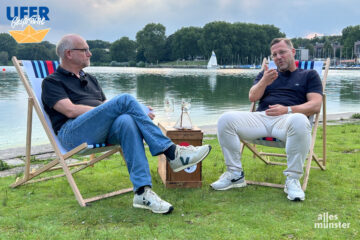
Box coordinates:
[1,0,359,43]
[305,32,325,39]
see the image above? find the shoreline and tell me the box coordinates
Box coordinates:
[0,112,358,160]
[3,64,360,70]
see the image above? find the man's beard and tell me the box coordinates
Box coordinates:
[82,60,90,68]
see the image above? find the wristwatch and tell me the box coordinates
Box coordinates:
[287,106,293,114]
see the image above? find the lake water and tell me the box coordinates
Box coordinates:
[0,66,359,150]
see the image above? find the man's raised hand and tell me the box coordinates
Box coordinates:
[262,64,278,86]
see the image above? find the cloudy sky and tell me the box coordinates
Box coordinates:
[0,0,358,43]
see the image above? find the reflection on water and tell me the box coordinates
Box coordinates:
[208,73,217,92]
[0,67,359,149]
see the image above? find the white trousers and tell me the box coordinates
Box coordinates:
[217,111,311,179]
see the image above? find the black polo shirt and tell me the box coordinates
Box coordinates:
[42,66,106,133]
[254,69,323,111]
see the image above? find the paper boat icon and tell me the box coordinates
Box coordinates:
[9,25,50,43]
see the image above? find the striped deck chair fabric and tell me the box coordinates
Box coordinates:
[22,60,116,155]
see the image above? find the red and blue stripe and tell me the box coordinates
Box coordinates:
[295,60,315,70]
[30,60,59,78]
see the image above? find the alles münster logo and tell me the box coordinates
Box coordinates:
[314,212,350,229]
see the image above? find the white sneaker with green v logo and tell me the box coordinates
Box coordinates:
[168,145,211,172]
[133,187,174,214]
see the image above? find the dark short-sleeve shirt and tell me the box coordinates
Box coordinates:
[253,69,323,111]
[42,66,106,133]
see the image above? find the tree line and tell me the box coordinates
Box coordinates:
[1,21,359,65]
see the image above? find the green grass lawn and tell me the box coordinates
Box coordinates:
[0,123,359,239]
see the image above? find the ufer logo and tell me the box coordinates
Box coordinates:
[6,6,51,43]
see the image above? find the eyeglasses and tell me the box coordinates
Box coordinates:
[70,48,91,53]
[271,50,289,59]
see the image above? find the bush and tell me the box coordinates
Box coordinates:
[128,60,136,67]
[109,61,128,67]
[0,160,10,171]
[137,61,145,67]
[351,113,360,119]
[0,51,9,65]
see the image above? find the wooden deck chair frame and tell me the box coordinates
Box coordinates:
[11,56,132,206]
[241,57,330,191]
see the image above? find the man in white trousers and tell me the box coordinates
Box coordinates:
[211,38,323,201]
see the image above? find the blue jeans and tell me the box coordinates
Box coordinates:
[58,93,173,191]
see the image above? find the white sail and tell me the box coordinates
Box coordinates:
[207,51,218,69]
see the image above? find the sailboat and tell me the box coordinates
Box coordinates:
[207,51,219,69]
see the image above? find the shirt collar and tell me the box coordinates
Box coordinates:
[279,68,298,77]
[57,66,86,78]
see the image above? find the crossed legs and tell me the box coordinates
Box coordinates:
[58,93,211,212]
[58,93,173,190]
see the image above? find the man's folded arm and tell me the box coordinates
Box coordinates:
[265,93,322,116]
[53,98,94,118]
[290,92,323,116]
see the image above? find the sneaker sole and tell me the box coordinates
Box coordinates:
[172,145,212,173]
[211,181,247,191]
[284,188,305,201]
[133,203,174,214]
[286,195,305,201]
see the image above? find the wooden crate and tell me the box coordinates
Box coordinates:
[158,122,203,188]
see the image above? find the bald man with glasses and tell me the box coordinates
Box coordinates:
[41,34,211,214]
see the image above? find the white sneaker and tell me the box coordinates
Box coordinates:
[168,145,211,172]
[210,171,246,190]
[133,187,174,214]
[284,178,305,201]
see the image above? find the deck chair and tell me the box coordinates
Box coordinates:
[241,57,330,191]
[11,56,132,206]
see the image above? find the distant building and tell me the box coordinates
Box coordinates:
[314,43,324,59]
[331,42,342,65]
[354,41,360,61]
[295,48,309,61]
[331,42,342,55]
